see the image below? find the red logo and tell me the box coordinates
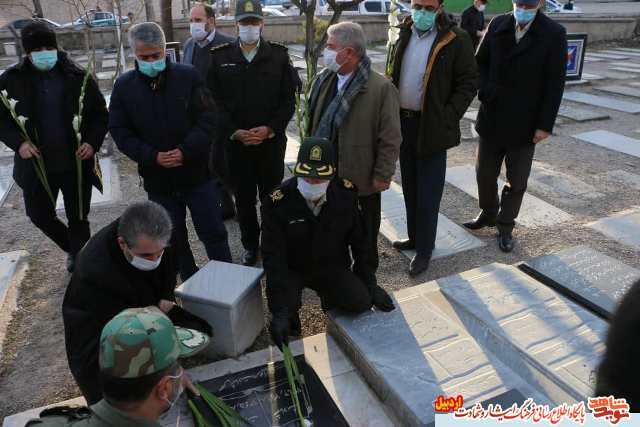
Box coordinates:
[434,395,464,413]
[588,396,630,425]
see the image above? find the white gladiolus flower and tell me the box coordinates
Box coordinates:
[8,98,18,111]
[388,28,400,46]
[17,115,27,126]
[73,115,81,132]
[1,90,8,97]
[76,132,82,142]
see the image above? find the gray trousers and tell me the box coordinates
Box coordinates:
[475,138,536,233]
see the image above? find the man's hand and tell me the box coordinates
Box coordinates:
[76,143,95,160]
[157,149,184,168]
[158,299,176,313]
[269,315,289,351]
[233,130,262,146]
[533,129,551,145]
[371,286,395,312]
[372,179,390,193]
[248,126,274,143]
[18,141,40,159]
[181,371,199,396]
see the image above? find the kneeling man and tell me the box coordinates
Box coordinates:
[262,137,395,350]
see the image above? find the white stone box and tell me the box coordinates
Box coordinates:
[175,261,264,358]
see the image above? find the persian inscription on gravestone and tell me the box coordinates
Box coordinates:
[196,355,348,427]
[521,246,640,320]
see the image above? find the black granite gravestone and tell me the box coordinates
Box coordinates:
[519,246,640,320]
[197,355,349,426]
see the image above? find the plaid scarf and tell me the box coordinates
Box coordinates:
[309,55,371,141]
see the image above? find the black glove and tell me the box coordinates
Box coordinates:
[371,286,395,312]
[269,314,289,351]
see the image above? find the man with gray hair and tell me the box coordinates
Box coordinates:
[110,22,231,281]
[62,201,184,404]
[308,21,402,276]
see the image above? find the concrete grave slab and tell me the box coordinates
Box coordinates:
[557,105,609,122]
[328,280,546,426]
[3,333,396,427]
[600,49,640,58]
[380,182,485,260]
[0,250,28,359]
[284,132,301,166]
[573,130,640,158]
[566,80,588,86]
[585,53,630,60]
[587,208,640,250]
[520,246,640,320]
[437,263,607,403]
[583,57,603,63]
[595,85,640,98]
[603,169,640,190]
[55,157,120,211]
[581,73,604,81]
[446,165,572,228]
[96,71,116,80]
[608,61,640,69]
[101,59,117,69]
[563,91,640,113]
[599,70,638,80]
[610,48,640,54]
[610,67,640,74]
[0,164,14,207]
[0,142,13,158]
[527,162,603,199]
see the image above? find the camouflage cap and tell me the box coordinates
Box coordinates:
[99,306,209,379]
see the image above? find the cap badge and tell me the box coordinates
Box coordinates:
[245,1,254,12]
[310,145,322,161]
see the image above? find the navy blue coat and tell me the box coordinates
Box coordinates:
[109,61,215,194]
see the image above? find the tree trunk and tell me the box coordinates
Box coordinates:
[144,0,156,21]
[32,0,44,17]
[160,0,174,42]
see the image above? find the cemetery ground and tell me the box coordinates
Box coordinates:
[1,39,640,420]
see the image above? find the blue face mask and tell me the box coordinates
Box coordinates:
[137,57,166,78]
[30,50,58,72]
[412,9,437,32]
[513,6,537,25]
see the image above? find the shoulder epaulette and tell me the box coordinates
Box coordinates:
[269,189,285,203]
[210,42,231,52]
[268,40,288,50]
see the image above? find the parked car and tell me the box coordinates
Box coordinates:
[319,0,411,15]
[218,7,288,19]
[7,18,62,30]
[545,0,581,13]
[63,11,129,28]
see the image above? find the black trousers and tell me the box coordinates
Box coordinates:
[229,141,285,251]
[283,268,373,315]
[358,193,381,272]
[475,138,536,233]
[23,170,92,256]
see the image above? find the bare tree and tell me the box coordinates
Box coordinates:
[160,0,174,41]
[60,0,97,69]
[143,0,156,20]
[32,0,43,17]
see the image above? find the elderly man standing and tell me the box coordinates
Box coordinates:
[389,2,477,276]
[461,0,488,49]
[183,2,235,220]
[463,0,566,252]
[208,0,297,266]
[308,22,401,275]
[110,22,231,281]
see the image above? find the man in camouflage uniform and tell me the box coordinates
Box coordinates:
[27,307,209,426]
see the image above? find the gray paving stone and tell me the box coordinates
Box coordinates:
[380,182,485,260]
[55,157,120,210]
[563,91,640,113]
[558,104,609,122]
[573,130,640,158]
[528,162,603,199]
[446,165,572,228]
[175,260,264,358]
[588,208,640,250]
[0,164,14,207]
[327,279,545,426]
[595,85,640,98]
[437,263,607,403]
[522,246,640,319]
[602,169,640,189]
[586,52,630,60]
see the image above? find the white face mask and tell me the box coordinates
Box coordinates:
[190,22,208,41]
[323,48,343,73]
[477,4,486,11]
[129,251,164,271]
[297,178,330,201]
[238,25,261,44]
[163,369,184,413]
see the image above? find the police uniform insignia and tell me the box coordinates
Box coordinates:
[343,179,354,189]
[270,189,284,202]
[245,1,254,12]
[310,145,322,161]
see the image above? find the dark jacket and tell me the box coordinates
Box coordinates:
[109,61,215,195]
[460,5,485,49]
[391,13,478,158]
[183,30,236,78]
[261,177,375,315]
[475,12,567,147]
[0,52,107,191]
[62,219,177,403]
[207,38,296,144]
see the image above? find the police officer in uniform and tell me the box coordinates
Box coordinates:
[208,0,297,266]
[262,137,395,350]
[27,307,209,426]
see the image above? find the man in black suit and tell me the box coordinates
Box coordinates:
[460,0,487,49]
[463,0,567,252]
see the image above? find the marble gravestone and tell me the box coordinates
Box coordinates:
[563,91,640,113]
[0,142,13,158]
[557,105,609,122]
[0,164,13,207]
[175,261,264,358]
[587,208,640,250]
[520,246,640,320]
[55,157,120,210]
[595,85,640,99]
[573,130,640,159]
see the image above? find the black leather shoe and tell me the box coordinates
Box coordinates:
[392,239,415,251]
[66,253,76,273]
[497,231,515,253]
[289,313,302,337]
[463,212,497,230]
[242,249,259,266]
[409,254,431,276]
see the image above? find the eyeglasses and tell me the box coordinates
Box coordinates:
[411,4,439,11]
